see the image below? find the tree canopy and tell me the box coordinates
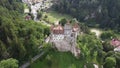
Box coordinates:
[53,0,120,31]
[0,0,49,65]
[0,58,18,68]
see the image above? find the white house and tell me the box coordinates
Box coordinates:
[24,8,30,13]
[31,5,38,21]
[114,46,120,52]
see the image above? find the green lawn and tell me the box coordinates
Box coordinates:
[42,11,73,24]
[29,50,84,68]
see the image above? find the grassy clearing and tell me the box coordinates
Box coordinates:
[30,50,84,68]
[42,11,73,23]
[23,4,29,9]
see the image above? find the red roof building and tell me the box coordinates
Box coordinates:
[50,22,80,41]
[110,39,120,47]
[51,25,64,34]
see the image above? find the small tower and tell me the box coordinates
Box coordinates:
[72,23,80,38]
[64,21,72,37]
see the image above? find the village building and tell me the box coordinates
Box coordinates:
[22,0,42,4]
[23,0,53,21]
[110,38,120,52]
[110,39,120,47]
[114,46,120,52]
[24,8,30,13]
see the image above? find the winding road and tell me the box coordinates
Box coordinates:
[20,51,45,68]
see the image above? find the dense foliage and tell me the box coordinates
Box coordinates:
[100,30,117,40]
[0,58,18,68]
[0,0,23,13]
[30,49,85,68]
[77,33,103,67]
[53,0,120,31]
[0,0,49,65]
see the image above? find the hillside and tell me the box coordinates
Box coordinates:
[53,0,120,31]
[0,0,50,67]
[0,0,120,68]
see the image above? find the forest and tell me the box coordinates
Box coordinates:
[0,0,50,67]
[0,0,120,68]
[53,0,120,31]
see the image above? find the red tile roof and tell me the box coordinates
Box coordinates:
[51,25,64,34]
[73,23,79,32]
[110,39,120,47]
[50,22,80,34]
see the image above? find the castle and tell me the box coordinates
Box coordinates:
[49,21,81,57]
[50,22,80,42]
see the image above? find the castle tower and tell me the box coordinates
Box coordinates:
[72,23,80,38]
[64,21,72,37]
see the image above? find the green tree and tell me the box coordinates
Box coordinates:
[102,41,114,52]
[100,30,117,40]
[104,57,116,68]
[114,53,120,68]
[59,18,67,26]
[80,23,90,34]
[77,34,103,67]
[97,51,106,67]
[44,27,50,37]
[53,0,120,31]
[0,40,8,59]
[0,5,46,64]
[37,11,42,20]
[0,58,18,68]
